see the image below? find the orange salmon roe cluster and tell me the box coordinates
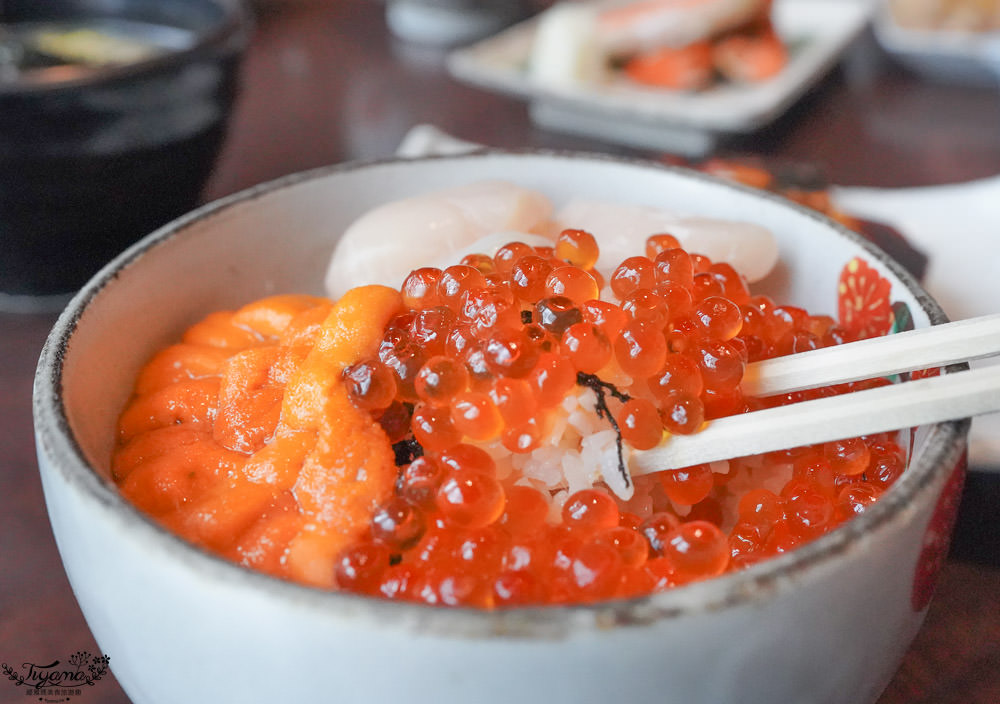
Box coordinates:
[332,230,905,606]
[112,230,907,607]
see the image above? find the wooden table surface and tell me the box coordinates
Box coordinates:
[2,1,998,702]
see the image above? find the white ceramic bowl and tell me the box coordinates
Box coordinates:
[34,152,968,704]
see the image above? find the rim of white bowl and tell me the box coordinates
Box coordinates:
[33,149,969,638]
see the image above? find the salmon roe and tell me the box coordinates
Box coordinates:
[112,228,905,609]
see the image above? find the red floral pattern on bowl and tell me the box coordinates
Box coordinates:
[912,451,967,612]
[839,256,895,340]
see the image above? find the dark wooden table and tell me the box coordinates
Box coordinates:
[2,1,998,702]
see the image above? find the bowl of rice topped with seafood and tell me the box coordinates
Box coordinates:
[34,151,968,704]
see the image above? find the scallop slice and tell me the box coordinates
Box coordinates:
[432,231,555,271]
[669,217,779,283]
[325,181,553,299]
[555,197,683,275]
[555,198,778,283]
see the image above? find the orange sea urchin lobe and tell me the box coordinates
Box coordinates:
[117,286,403,588]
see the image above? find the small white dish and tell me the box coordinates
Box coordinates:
[873,0,1000,86]
[447,0,872,156]
[386,0,529,47]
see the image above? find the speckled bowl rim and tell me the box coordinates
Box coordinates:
[1,0,252,95]
[33,149,969,638]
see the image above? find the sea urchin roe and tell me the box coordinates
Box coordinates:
[115,287,403,589]
[113,224,907,608]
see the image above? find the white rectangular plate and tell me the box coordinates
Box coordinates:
[447,0,873,155]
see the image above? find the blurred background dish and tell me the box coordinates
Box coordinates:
[874,0,1000,85]
[385,0,534,46]
[447,0,872,156]
[0,0,251,311]
[887,0,1000,33]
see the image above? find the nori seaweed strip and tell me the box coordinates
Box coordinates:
[576,372,633,490]
[392,437,424,467]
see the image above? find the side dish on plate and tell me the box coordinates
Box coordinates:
[529,0,788,91]
[888,0,1000,31]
